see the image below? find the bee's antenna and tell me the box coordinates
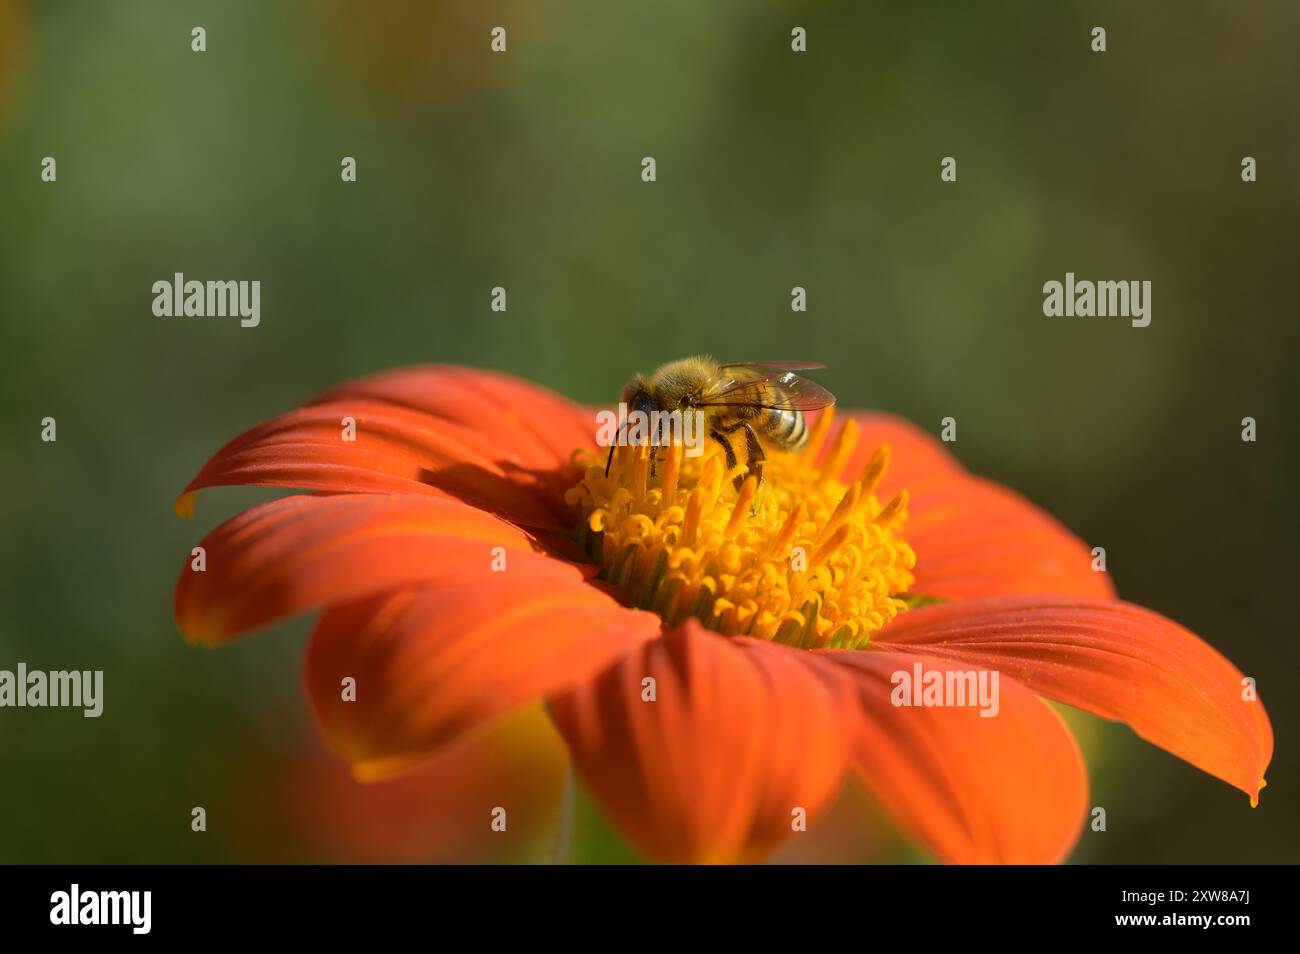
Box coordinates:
[604,419,629,477]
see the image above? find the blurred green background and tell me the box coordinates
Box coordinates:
[1,0,1296,863]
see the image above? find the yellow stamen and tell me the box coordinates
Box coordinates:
[874,490,909,527]
[566,421,917,650]
[801,408,835,465]
[819,416,859,482]
[810,523,853,568]
[726,476,759,536]
[660,443,682,501]
[632,447,649,500]
[859,444,890,493]
[764,502,805,560]
[815,483,860,550]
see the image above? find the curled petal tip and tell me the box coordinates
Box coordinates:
[177,613,220,648]
[350,756,417,784]
[173,491,196,520]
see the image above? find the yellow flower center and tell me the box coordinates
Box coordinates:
[565,409,916,649]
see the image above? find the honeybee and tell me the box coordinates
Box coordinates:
[607,356,836,490]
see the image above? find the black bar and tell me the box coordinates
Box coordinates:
[0,865,1284,940]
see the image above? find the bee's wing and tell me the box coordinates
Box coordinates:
[699,363,836,411]
[723,361,827,372]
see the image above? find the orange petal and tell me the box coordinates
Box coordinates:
[265,704,569,863]
[175,493,587,645]
[547,622,851,863]
[306,583,661,778]
[907,474,1115,600]
[316,364,597,479]
[872,597,1273,803]
[178,366,600,531]
[828,412,1110,600]
[177,399,571,531]
[839,410,966,494]
[821,648,1088,863]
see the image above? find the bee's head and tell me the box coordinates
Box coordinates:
[620,374,653,417]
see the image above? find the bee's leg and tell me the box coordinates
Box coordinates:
[717,420,765,495]
[650,415,662,478]
[740,423,766,486]
[709,428,739,487]
[714,425,750,493]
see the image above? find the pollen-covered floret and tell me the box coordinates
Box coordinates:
[565,409,916,648]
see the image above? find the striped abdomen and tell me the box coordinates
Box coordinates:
[757,402,809,451]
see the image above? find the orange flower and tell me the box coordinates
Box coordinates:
[260,705,568,863]
[173,365,1272,863]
